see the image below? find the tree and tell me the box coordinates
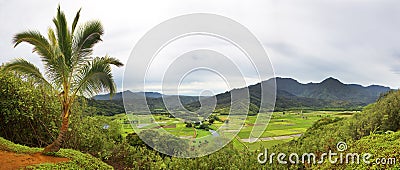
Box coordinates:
[126,133,145,147]
[3,6,123,152]
[185,122,193,127]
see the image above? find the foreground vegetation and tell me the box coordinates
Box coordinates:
[1,66,400,169]
[0,5,398,169]
[265,90,400,169]
[3,6,123,152]
[0,137,112,169]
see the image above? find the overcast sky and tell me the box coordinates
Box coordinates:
[1,0,400,95]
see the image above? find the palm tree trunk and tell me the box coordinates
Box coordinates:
[43,109,69,153]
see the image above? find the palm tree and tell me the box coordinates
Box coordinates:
[3,6,123,152]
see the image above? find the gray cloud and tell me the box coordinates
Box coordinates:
[1,0,400,95]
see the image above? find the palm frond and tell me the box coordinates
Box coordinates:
[102,55,124,67]
[2,58,52,87]
[53,5,72,67]
[45,27,66,91]
[12,28,64,91]
[13,31,53,59]
[72,56,123,98]
[47,28,58,47]
[71,8,81,34]
[72,20,104,68]
[44,53,67,91]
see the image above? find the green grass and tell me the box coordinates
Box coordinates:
[196,129,211,138]
[246,138,295,151]
[165,123,195,137]
[237,111,351,139]
[117,111,355,151]
[120,111,354,139]
[0,137,112,169]
[118,113,213,139]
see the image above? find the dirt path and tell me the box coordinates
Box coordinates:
[0,151,69,170]
[240,134,302,143]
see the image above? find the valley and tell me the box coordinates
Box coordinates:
[1,2,399,168]
[90,77,389,154]
[113,110,355,151]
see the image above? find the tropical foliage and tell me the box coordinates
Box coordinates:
[0,69,60,147]
[2,6,123,152]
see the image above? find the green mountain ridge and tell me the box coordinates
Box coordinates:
[91,77,391,115]
[276,77,390,103]
[186,77,391,111]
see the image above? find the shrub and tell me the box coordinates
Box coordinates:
[63,113,123,160]
[185,122,193,127]
[0,70,60,147]
[126,133,145,147]
[198,123,210,130]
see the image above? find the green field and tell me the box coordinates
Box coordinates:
[115,110,355,150]
[237,111,346,139]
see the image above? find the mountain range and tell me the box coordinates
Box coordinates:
[93,91,163,100]
[91,77,391,115]
[273,77,390,104]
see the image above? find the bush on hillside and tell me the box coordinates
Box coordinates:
[264,90,400,169]
[126,133,145,147]
[0,70,60,147]
[63,112,123,160]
